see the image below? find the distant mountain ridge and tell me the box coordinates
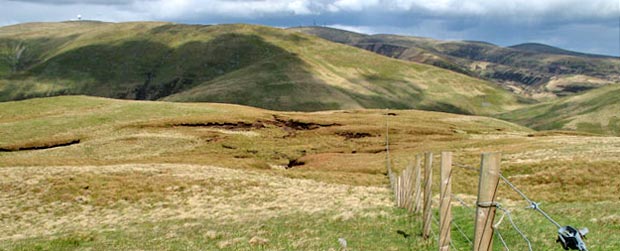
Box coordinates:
[509,43,617,59]
[0,21,520,114]
[290,26,620,99]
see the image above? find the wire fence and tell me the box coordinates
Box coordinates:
[384,111,589,251]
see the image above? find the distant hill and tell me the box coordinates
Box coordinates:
[290,26,620,100]
[509,43,614,59]
[499,84,620,136]
[0,21,521,114]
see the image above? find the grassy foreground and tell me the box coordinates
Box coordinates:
[1,96,619,250]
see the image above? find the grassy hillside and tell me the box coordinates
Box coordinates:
[1,96,619,250]
[291,26,620,99]
[499,84,620,135]
[0,21,521,115]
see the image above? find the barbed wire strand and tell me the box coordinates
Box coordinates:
[385,110,391,173]
[431,213,460,251]
[452,219,473,246]
[384,110,399,203]
[452,192,510,250]
[454,162,563,229]
[495,228,510,251]
[453,163,536,250]
[496,204,533,251]
[498,175,562,229]
[453,162,479,172]
[452,195,474,210]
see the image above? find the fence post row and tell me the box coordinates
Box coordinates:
[388,150,581,251]
[439,152,452,251]
[422,152,433,240]
[474,152,502,251]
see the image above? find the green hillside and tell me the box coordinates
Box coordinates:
[499,84,620,135]
[2,96,620,250]
[0,21,520,114]
[291,26,620,100]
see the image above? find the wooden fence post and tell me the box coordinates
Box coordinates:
[402,173,407,208]
[396,175,402,207]
[402,169,409,208]
[412,154,423,213]
[439,152,452,251]
[422,152,433,239]
[474,152,501,251]
[404,162,414,211]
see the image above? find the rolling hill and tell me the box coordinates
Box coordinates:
[291,26,620,99]
[2,96,620,250]
[499,84,620,135]
[0,21,521,114]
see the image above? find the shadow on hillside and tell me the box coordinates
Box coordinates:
[27,33,319,102]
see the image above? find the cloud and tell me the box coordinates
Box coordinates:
[326,24,376,34]
[125,0,320,20]
[7,0,137,5]
[0,0,618,56]
[328,0,379,12]
[6,0,618,23]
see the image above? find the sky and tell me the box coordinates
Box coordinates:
[1,0,619,56]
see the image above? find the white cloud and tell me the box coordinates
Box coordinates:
[129,0,319,19]
[0,0,618,55]
[383,0,619,19]
[287,0,314,15]
[326,24,376,34]
[329,0,379,12]
[4,0,618,22]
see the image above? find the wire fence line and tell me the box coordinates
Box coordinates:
[451,193,515,251]
[496,204,533,251]
[454,161,565,229]
[382,113,588,251]
[432,213,460,251]
[495,229,510,251]
[454,161,591,250]
[452,219,472,246]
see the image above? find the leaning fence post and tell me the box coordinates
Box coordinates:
[412,153,423,213]
[474,152,501,251]
[422,152,433,239]
[439,152,452,251]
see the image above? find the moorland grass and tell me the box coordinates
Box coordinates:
[1,96,619,250]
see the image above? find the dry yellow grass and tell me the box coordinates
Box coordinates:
[0,164,391,241]
[1,96,619,250]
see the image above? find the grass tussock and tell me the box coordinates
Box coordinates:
[1,96,619,250]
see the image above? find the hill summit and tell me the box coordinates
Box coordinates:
[291,26,620,99]
[0,21,519,114]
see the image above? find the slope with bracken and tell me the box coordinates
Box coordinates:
[291,26,620,100]
[0,21,520,114]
